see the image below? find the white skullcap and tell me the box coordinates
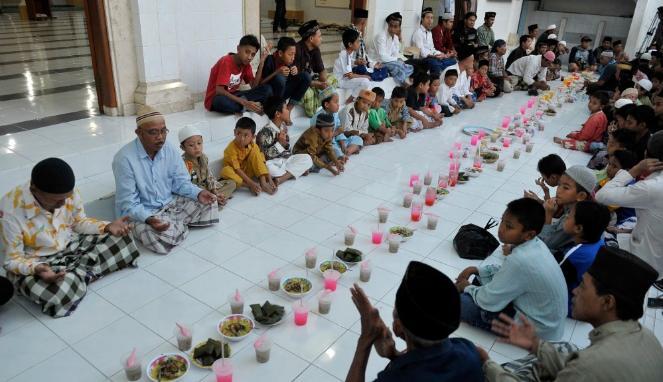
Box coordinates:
[178,125,203,143]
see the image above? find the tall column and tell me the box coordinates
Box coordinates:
[624,0,661,57]
[130,0,193,114]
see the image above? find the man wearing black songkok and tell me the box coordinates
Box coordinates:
[346,261,484,381]
[0,158,139,317]
[483,247,663,381]
[294,20,332,116]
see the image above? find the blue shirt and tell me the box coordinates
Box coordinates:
[559,239,604,316]
[112,139,202,222]
[375,338,483,382]
[465,237,568,340]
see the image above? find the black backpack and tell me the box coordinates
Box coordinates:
[453,218,500,260]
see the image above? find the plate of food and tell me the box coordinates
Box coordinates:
[250,301,286,326]
[389,226,415,242]
[319,260,348,274]
[481,151,499,164]
[147,353,189,382]
[190,338,230,369]
[281,277,313,298]
[436,188,449,199]
[462,125,494,136]
[464,167,482,177]
[457,172,470,183]
[335,247,363,265]
[217,314,254,342]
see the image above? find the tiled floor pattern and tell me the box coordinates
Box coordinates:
[0,11,96,132]
[1,85,662,381]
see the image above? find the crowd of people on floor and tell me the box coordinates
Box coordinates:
[1,3,663,382]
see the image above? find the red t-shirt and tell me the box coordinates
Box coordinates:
[204,53,255,110]
[567,111,608,142]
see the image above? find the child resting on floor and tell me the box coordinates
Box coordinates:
[554,92,609,152]
[558,200,610,316]
[455,198,568,340]
[438,68,461,117]
[422,74,444,121]
[539,165,597,255]
[294,113,345,176]
[601,150,638,242]
[179,126,236,206]
[587,106,637,171]
[407,72,442,131]
[471,60,496,101]
[311,87,362,162]
[340,88,376,145]
[524,154,566,204]
[383,86,409,139]
[220,117,277,196]
[368,87,394,144]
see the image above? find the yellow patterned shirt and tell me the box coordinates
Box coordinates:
[0,182,108,276]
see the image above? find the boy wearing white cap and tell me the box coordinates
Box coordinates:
[179,126,236,206]
[636,78,653,107]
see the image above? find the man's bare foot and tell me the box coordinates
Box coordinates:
[260,178,276,195]
[275,173,293,185]
[385,137,394,142]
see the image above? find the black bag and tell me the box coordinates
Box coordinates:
[453,218,500,260]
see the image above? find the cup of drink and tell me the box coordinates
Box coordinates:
[478,130,486,139]
[538,121,545,131]
[502,137,511,148]
[318,291,333,314]
[426,213,439,230]
[411,200,423,222]
[359,260,372,282]
[403,193,413,208]
[409,173,419,187]
[502,116,510,127]
[513,148,521,159]
[470,134,479,146]
[423,171,432,186]
[377,207,390,223]
[425,186,436,206]
[323,269,341,291]
[388,234,400,254]
[174,323,193,352]
[497,159,505,172]
[212,359,233,382]
[293,301,309,326]
[254,336,272,363]
[438,174,448,189]
[344,227,357,246]
[535,110,543,119]
[490,133,498,143]
[305,248,317,269]
[412,181,422,195]
[449,171,458,187]
[267,270,281,292]
[228,290,244,315]
[371,229,384,245]
[454,140,462,150]
[520,106,526,115]
[122,351,142,381]
[526,142,534,153]
[473,156,482,169]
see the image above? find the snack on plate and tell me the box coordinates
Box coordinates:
[436,188,450,196]
[250,301,285,325]
[389,226,414,238]
[457,172,470,183]
[335,248,363,263]
[219,315,253,338]
[191,339,230,368]
[481,151,499,163]
[149,354,188,381]
[282,277,312,294]
[319,260,348,273]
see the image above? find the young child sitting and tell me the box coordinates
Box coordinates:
[256,97,313,185]
[601,150,638,241]
[220,117,277,195]
[524,154,566,204]
[367,87,394,144]
[259,36,311,110]
[179,126,236,206]
[423,74,444,121]
[340,89,376,145]
[293,113,345,176]
[554,92,609,152]
[311,87,363,161]
[383,86,409,139]
[407,72,442,130]
[559,200,610,316]
[540,165,597,255]
[636,79,653,106]
[471,60,496,101]
[456,198,568,340]
[334,29,371,104]
[438,68,461,117]
[587,118,637,171]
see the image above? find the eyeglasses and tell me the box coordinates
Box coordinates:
[144,128,169,137]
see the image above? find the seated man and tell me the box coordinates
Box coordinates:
[482,247,663,381]
[346,261,484,381]
[1,158,139,317]
[259,36,311,111]
[295,20,335,117]
[452,11,479,50]
[568,36,596,72]
[586,51,619,94]
[507,51,554,95]
[113,106,218,254]
[506,35,531,69]
[412,7,456,75]
[374,12,414,86]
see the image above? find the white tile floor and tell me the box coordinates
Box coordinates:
[1,85,663,382]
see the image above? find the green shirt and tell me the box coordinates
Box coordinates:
[477,25,495,48]
[368,107,391,132]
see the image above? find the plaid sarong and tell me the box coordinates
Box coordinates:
[8,234,139,318]
[132,195,218,254]
[302,74,339,117]
[501,341,579,381]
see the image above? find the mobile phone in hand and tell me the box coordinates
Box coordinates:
[647,297,663,309]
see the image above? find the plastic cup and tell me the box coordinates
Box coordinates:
[470,134,479,146]
[268,271,281,292]
[371,230,384,245]
[174,325,193,352]
[228,293,244,315]
[359,260,372,282]
[490,133,498,143]
[323,269,341,291]
[344,229,356,246]
[403,193,413,208]
[212,359,233,382]
[427,214,439,230]
[411,200,423,222]
[254,337,272,363]
[318,292,332,314]
[423,172,432,186]
[388,235,400,254]
[409,174,419,187]
[526,142,534,153]
[122,352,142,381]
[437,174,448,189]
[305,251,317,269]
[412,181,422,195]
[424,186,436,206]
[497,159,505,172]
[293,302,309,326]
[513,148,521,159]
[538,121,545,131]
[502,138,511,148]
[473,156,482,169]
[377,207,390,224]
[454,141,462,150]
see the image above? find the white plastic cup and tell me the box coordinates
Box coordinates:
[513,148,521,159]
[526,142,534,153]
[377,207,390,224]
[427,214,439,230]
[212,359,233,382]
[318,293,332,314]
[174,325,193,352]
[268,272,281,292]
[344,229,356,246]
[305,251,317,269]
[412,181,422,195]
[122,352,142,381]
[388,235,400,254]
[359,261,372,282]
[403,193,413,208]
[254,337,272,363]
[228,293,244,315]
[497,159,505,172]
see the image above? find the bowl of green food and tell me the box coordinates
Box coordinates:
[190,338,230,369]
[250,301,286,326]
[281,277,313,298]
[147,353,189,382]
[217,314,254,342]
[389,226,414,242]
[319,260,348,274]
[335,248,363,265]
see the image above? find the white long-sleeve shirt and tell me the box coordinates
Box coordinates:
[437,82,458,112]
[507,55,548,86]
[333,48,355,80]
[374,29,404,63]
[411,24,441,58]
[595,170,663,276]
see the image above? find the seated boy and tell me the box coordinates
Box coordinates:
[423,74,445,121]
[407,72,442,131]
[334,29,371,104]
[524,154,566,204]
[539,165,597,255]
[438,68,461,116]
[383,86,409,139]
[455,198,568,340]
[554,92,609,152]
[368,87,394,144]
[220,117,276,195]
[311,87,362,161]
[260,37,311,110]
[471,59,496,101]
[179,126,236,206]
[559,200,610,315]
[204,35,272,114]
[293,113,345,176]
[340,88,376,146]
[256,97,313,185]
[601,150,638,243]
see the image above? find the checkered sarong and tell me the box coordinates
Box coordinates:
[501,341,579,381]
[8,234,139,318]
[302,74,339,117]
[132,195,218,254]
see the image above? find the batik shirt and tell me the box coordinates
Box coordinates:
[350,24,369,65]
[182,153,221,193]
[256,120,291,161]
[0,183,107,275]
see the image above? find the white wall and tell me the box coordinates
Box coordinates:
[259,0,351,24]
[539,0,635,17]
[625,0,662,56]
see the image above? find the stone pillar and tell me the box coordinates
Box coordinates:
[130,0,193,114]
[624,0,661,57]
